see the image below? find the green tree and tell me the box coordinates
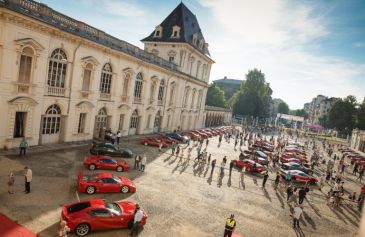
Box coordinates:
[233,69,272,117]
[355,101,365,130]
[290,109,308,119]
[205,83,227,108]
[327,96,357,134]
[277,102,289,114]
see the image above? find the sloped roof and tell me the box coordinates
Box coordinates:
[213,77,242,85]
[141,3,210,56]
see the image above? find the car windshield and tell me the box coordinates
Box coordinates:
[104,201,122,214]
[110,159,117,163]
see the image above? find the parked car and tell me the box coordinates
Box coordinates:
[165,132,189,143]
[281,162,313,175]
[90,143,133,158]
[83,155,129,172]
[180,131,201,140]
[280,157,308,164]
[250,156,269,166]
[192,130,208,139]
[140,137,168,147]
[78,172,136,194]
[156,134,180,144]
[232,159,266,172]
[61,199,147,236]
[280,169,317,184]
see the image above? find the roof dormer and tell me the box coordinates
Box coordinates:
[199,39,204,50]
[171,25,181,38]
[192,33,198,45]
[154,25,163,38]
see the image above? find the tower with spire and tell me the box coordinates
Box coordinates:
[141,2,214,83]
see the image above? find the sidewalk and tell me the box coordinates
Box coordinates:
[0,134,150,156]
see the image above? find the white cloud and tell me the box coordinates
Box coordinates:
[198,0,365,109]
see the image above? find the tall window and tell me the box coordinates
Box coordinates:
[191,90,196,108]
[169,84,175,105]
[42,104,61,134]
[18,47,33,83]
[48,48,67,88]
[158,80,165,101]
[14,112,27,138]
[196,61,201,78]
[130,110,138,129]
[150,82,156,102]
[183,87,190,108]
[154,111,161,128]
[82,63,92,91]
[122,73,130,96]
[100,63,112,94]
[134,73,143,99]
[197,91,202,109]
[78,113,86,133]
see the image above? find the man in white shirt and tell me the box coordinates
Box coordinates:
[140,153,147,172]
[292,204,303,228]
[130,204,144,236]
[24,166,32,194]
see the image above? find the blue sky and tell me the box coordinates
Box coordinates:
[39,0,365,109]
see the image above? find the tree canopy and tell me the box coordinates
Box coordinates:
[278,102,289,114]
[205,83,227,108]
[233,69,272,117]
[327,96,356,134]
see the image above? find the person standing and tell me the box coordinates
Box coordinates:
[24,166,32,194]
[130,204,144,236]
[116,131,121,144]
[224,214,236,237]
[134,155,140,170]
[206,139,209,147]
[171,142,176,155]
[218,135,222,146]
[8,170,15,194]
[159,142,163,152]
[207,154,211,165]
[220,157,227,177]
[211,159,217,176]
[19,137,28,156]
[140,153,147,172]
[292,204,303,228]
[287,185,293,202]
[262,170,269,188]
[298,187,306,204]
[357,168,364,183]
[229,160,234,176]
[274,172,280,190]
[58,220,70,237]
[111,133,116,144]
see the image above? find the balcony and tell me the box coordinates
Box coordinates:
[121,95,129,103]
[100,92,111,101]
[46,86,66,97]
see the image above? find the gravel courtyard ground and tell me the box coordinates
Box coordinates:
[0,134,363,237]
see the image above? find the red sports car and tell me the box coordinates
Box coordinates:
[232,159,266,172]
[280,157,308,164]
[83,155,129,172]
[78,172,136,194]
[250,156,269,166]
[181,131,201,140]
[156,134,180,144]
[61,199,147,236]
[193,130,208,139]
[280,169,317,184]
[140,137,168,147]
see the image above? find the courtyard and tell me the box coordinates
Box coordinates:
[0,133,362,237]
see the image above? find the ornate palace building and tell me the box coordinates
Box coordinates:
[0,0,214,148]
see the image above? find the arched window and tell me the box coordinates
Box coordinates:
[183,87,190,108]
[100,63,112,94]
[48,48,67,88]
[158,80,165,101]
[82,63,93,91]
[191,89,196,108]
[154,111,161,130]
[18,47,34,83]
[134,73,143,101]
[130,110,138,129]
[42,104,61,134]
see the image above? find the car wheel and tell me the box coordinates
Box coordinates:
[116,166,124,172]
[121,185,130,193]
[86,186,96,195]
[89,164,96,171]
[75,223,90,236]
[144,142,148,146]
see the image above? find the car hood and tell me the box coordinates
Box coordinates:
[118,176,134,186]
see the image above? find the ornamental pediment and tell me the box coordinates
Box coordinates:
[14,38,44,53]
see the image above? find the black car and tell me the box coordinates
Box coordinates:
[165,132,189,143]
[90,143,133,158]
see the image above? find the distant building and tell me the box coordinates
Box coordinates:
[303,103,311,114]
[306,95,326,124]
[305,95,338,125]
[269,98,284,117]
[351,129,365,153]
[212,76,242,100]
[204,105,232,127]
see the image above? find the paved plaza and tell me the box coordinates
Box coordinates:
[0,133,363,237]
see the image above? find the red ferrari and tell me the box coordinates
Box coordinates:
[280,157,308,164]
[232,159,266,172]
[78,172,136,194]
[61,199,147,236]
[83,155,129,172]
[280,169,317,184]
[140,137,168,147]
[156,134,180,144]
[181,131,201,140]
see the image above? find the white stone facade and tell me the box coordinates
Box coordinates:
[0,0,213,149]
